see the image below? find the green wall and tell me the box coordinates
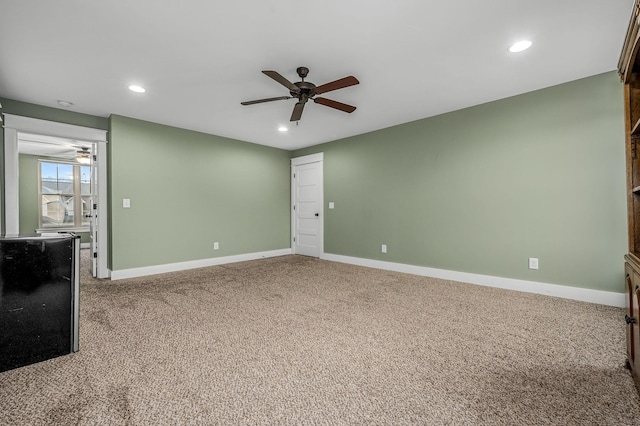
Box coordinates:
[18,154,40,235]
[293,72,627,293]
[1,100,290,269]
[108,115,291,271]
[0,98,108,130]
[1,72,629,293]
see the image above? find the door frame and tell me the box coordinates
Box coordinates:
[291,152,324,257]
[3,114,109,278]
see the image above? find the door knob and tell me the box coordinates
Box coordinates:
[315,213,319,217]
[626,314,637,324]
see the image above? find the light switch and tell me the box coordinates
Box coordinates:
[329,202,335,209]
[123,198,131,208]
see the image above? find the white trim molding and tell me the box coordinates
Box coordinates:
[291,152,323,166]
[2,114,109,278]
[110,248,292,280]
[3,114,107,142]
[3,127,19,235]
[321,253,625,307]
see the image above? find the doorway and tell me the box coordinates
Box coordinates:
[291,153,323,257]
[3,114,109,278]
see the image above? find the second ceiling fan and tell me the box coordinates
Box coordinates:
[241,67,359,122]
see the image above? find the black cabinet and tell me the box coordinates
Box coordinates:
[0,234,80,372]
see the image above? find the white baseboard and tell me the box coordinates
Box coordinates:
[321,253,625,308]
[108,249,625,307]
[110,248,292,280]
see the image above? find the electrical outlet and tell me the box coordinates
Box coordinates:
[214,242,219,250]
[381,244,387,254]
[528,257,539,270]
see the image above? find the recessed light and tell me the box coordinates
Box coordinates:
[509,40,532,53]
[128,85,146,93]
[278,126,288,132]
[57,100,73,107]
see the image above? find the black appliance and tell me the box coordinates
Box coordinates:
[0,233,80,372]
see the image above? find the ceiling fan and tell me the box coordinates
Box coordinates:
[241,67,359,122]
[76,146,91,164]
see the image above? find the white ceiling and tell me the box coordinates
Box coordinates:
[0,0,633,151]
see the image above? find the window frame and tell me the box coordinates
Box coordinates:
[37,159,92,231]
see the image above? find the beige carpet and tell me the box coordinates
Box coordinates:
[1,252,639,425]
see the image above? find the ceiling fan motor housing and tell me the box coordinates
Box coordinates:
[291,81,316,100]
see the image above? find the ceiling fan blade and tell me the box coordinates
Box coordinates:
[241,96,291,106]
[313,97,357,113]
[290,102,305,121]
[262,70,300,92]
[314,76,359,95]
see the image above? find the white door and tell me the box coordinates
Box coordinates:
[291,154,323,257]
[89,144,98,277]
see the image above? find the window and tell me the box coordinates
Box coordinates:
[39,161,92,229]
